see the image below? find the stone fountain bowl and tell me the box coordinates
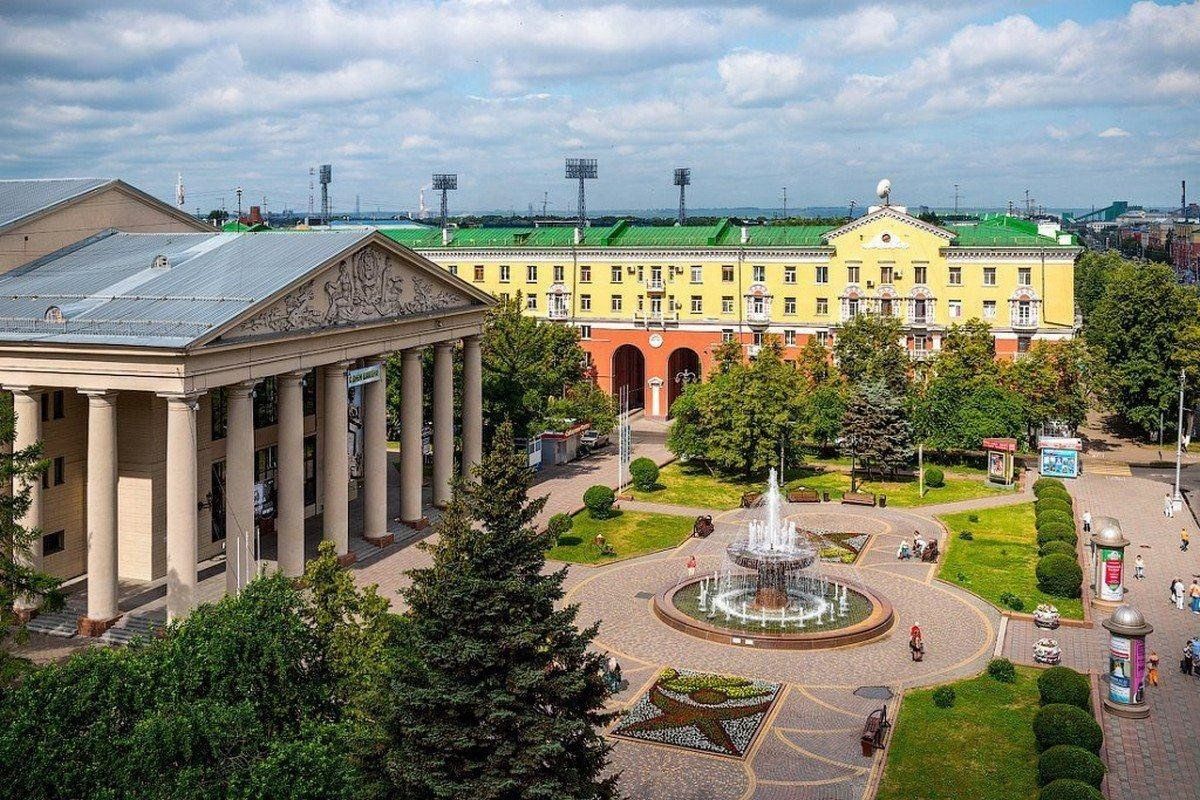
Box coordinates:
[726,544,816,572]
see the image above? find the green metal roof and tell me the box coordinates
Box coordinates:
[946,217,1074,247]
[222,221,270,232]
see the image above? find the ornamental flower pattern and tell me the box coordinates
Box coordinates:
[611,668,780,758]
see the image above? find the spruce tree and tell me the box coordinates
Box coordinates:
[382,421,616,800]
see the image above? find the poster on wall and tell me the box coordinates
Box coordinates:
[1108,634,1132,704]
[1100,547,1124,602]
[1131,636,1147,705]
[1040,448,1080,479]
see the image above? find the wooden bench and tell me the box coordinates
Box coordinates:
[741,492,761,508]
[787,489,820,503]
[842,491,877,507]
[860,706,890,756]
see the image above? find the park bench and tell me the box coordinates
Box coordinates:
[741,492,761,508]
[842,491,877,507]
[860,706,890,756]
[787,489,820,503]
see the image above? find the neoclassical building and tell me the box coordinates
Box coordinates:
[2,228,489,634]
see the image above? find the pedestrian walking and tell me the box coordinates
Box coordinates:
[686,554,697,578]
[1190,579,1200,614]
[1173,577,1186,610]
[1135,554,1146,581]
[1149,651,1160,686]
[1182,528,1190,552]
[1082,510,1092,533]
[1165,494,1176,518]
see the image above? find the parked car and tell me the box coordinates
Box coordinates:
[580,429,610,449]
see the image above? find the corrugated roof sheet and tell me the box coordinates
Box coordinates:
[946,221,1067,247]
[0,230,370,347]
[0,178,111,229]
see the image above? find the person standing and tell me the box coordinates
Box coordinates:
[686,554,697,579]
[1135,554,1146,581]
[1148,651,1160,687]
[1082,510,1092,533]
[1190,579,1200,614]
[1173,577,1186,610]
[1165,494,1176,518]
[1182,528,1190,552]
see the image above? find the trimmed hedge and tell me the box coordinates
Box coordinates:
[1034,477,1067,496]
[1036,526,1078,547]
[1038,779,1103,800]
[583,485,616,519]
[1037,510,1076,530]
[1037,554,1083,598]
[924,466,945,488]
[1038,745,1106,789]
[628,457,660,491]
[1039,540,1078,559]
[987,657,1016,683]
[1036,498,1074,517]
[1037,486,1073,504]
[1033,703,1103,754]
[1038,667,1091,710]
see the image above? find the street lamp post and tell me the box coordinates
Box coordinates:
[1175,368,1186,506]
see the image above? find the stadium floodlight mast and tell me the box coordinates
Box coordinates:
[674,167,691,224]
[432,173,457,229]
[565,157,598,227]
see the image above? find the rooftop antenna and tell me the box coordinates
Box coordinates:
[565,157,597,228]
[1024,188,1031,217]
[175,173,185,209]
[319,164,332,225]
[876,178,892,207]
[542,191,548,216]
[235,186,243,225]
[308,167,315,220]
[848,199,858,219]
[953,183,960,216]
[432,173,457,229]
[674,167,691,224]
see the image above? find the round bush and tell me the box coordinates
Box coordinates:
[1038,745,1106,788]
[1040,540,1078,559]
[1036,497,1074,517]
[1037,486,1073,504]
[1037,554,1083,598]
[1037,506,1074,525]
[1038,667,1091,710]
[547,513,573,540]
[1036,526,1078,548]
[924,466,945,488]
[1033,703,1103,754]
[583,485,616,519]
[987,657,1017,683]
[1037,779,1103,800]
[932,686,955,708]
[1000,591,1025,611]
[1034,477,1067,496]
[1037,511,1076,531]
[628,457,660,492]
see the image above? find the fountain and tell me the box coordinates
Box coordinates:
[653,469,895,650]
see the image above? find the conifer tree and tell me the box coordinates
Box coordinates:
[382,421,616,800]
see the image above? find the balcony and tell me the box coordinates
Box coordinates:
[910,349,935,362]
[744,298,773,327]
[547,304,569,320]
[633,310,678,328]
[1010,300,1040,330]
[644,275,666,292]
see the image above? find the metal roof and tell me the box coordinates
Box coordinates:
[0,230,372,348]
[0,178,111,230]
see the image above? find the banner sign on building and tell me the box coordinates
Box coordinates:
[347,363,383,388]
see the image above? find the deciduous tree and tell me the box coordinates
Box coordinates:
[833,313,909,393]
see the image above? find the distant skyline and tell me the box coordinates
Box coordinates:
[1,1,1197,214]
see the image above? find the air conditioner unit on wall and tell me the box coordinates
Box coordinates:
[628,266,638,274]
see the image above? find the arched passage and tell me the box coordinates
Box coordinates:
[611,344,645,411]
[666,347,702,416]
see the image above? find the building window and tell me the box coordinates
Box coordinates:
[983,267,996,286]
[1017,336,1032,353]
[1019,267,1032,285]
[983,300,997,319]
[255,445,278,519]
[721,265,734,282]
[721,296,734,314]
[815,265,828,284]
[816,330,829,345]
[303,436,317,506]
[914,264,928,284]
[42,529,65,555]
[816,297,828,315]
[499,265,511,283]
[611,295,622,312]
[526,265,537,283]
[847,264,861,283]
[211,460,226,542]
[691,266,703,283]
[553,264,564,282]
[580,294,591,311]
[948,300,962,319]
[611,266,623,283]
[253,376,277,429]
[580,264,592,282]
[948,266,962,285]
[53,455,64,486]
[880,298,893,317]
[914,334,928,353]
[578,324,592,340]
[847,298,860,318]
[526,294,537,310]
[498,292,510,302]
[784,265,796,284]
[40,390,64,422]
[752,332,764,347]
[752,265,765,282]
[784,330,796,346]
[784,297,797,314]
[211,388,227,441]
[302,369,317,416]
[473,265,484,282]
[690,295,703,313]
[53,390,64,419]
[448,265,458,277]
[721,329,735,343]
[880,264,894,284]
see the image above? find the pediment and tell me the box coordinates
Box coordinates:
[824,206,954,244]
[220,241,476,342]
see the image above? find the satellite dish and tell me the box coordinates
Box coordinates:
[876,179,892,203]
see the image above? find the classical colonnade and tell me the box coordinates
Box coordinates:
[11,334,482,634]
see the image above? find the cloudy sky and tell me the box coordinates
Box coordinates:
[1,0,1197,215]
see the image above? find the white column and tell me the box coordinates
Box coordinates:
[432,342,454,507]
[225,381,256,594]
[10,388,41,618]
[400,348,424,523]
[276,372,306,576]
[461,334,483,479]
[81,390,119,635]
[322,361,352,560]
[363,362,389,542]
[163,393,199,622]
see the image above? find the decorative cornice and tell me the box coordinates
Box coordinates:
[942,247,1080,260]
[825,206,955,242]
[414,247,834,260]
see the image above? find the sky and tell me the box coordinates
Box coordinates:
[1,0,1198,215]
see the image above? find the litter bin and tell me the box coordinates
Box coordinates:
[879,495,887,508]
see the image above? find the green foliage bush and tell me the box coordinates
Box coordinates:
[583,485,616,519]
[958,531,974,540]
[999,591,1025,611]
[1036,497,1074,517]
[932,686,955,708]
[1037,745,1106,788]
[1036,554,1083,598]
[1034,477,1067,496]
[1040,540,1078,558]
[1038,667,1091,710]
[1037,511,1076,531]
[1037,778,1104,800]
[1036,525,1078,547]
[547,513,573,540]
[1037,486,1072,504]
[1033,704,1104,754]
[924,466,945,488]
[987,657,1017,683]
[628,457,660,492]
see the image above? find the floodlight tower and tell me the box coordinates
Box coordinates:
[319,164,332,224]
[674,167,691,224]
[432,173,457,229]
[565,157,597,227]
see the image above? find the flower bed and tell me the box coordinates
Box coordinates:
[610,668,780,758]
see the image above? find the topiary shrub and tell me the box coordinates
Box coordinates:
[999,591,1025,611]
[1038,667,1091,710]
[1037,554,1083,598]
[987,657,1017,683]
[1033,703,1103,754]
[1036,526,1078,547]
[1037,508,1075,528]
[924,466,945,488]
[1037,745,1106,788]
[1034,477,1067,496]
[1040,540,1078,558]
[547,513,573,540]
[628,457,660,492]
[583,485,616,519]
[932,686,955,708]
[1037,487,1072,505]
[1036,497,1074,517]
[1037,778,1104,800]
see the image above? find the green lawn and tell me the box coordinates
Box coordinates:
[938,503,1084,619]
[877,667,1041,800]
[784,469,1004,508]
[546,509,694,564]
[629,462,762,509]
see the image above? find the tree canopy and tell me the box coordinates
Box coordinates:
[833,313,909,393]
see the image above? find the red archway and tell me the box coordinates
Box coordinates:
[666,347,702,416]
[612,344,645,410]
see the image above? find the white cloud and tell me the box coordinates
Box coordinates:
[717,50,811,106]
[1098,127,1132,138]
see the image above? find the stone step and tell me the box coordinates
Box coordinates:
[24,609,79,639]
[99,611,165,647]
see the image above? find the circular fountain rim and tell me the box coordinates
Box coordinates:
[653,576,895,651]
